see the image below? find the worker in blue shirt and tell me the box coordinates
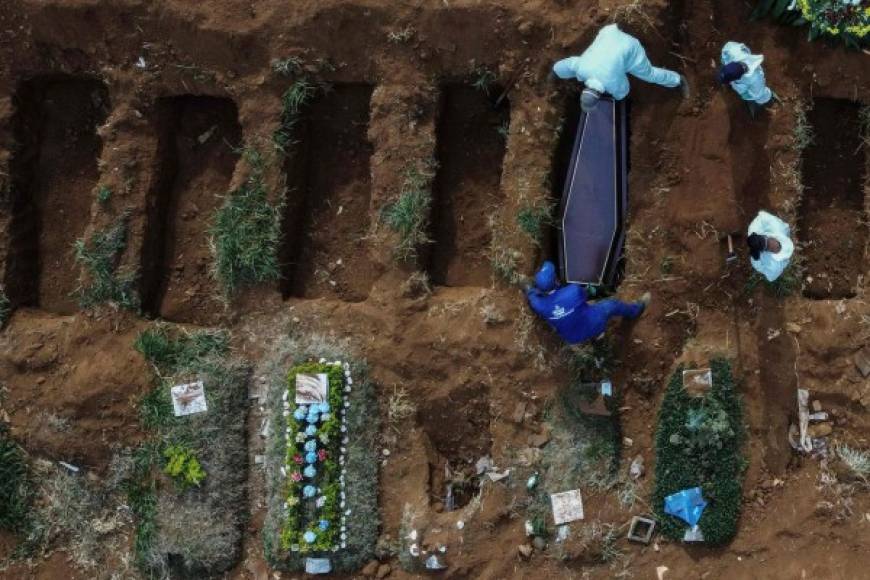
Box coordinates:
[552,23,690,112]
[525,261,651,344]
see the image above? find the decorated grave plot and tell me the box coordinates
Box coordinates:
[652,358,746,545]
[264,358,379,573]
[132,324,250,576]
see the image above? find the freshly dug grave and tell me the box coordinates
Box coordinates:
[799,98,868,300]
[6,75,108,314]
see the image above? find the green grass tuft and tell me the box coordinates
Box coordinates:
[517,202,554,246]
[383,163,435,261]
[0,287,10,327]
[652,358,745,545]
[134,324,229,374]
[209,155,283,295]
[0,426,32,534]
[471,65,497,95]
[271,56,305,77]
[96,185,111,206]
[73,215,139,310]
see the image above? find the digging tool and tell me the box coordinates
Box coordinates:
[493,66,526,110]
[720,231,741,265]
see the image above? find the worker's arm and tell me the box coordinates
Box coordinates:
[552,57,582,80]
[624,40,681,88]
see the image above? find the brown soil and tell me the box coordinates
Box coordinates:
[429,85,509,287]
[280,84,377,302]
[6,76,108,314]
[800,98,867,300]
[0,1,868,579]
[142,95,242,324]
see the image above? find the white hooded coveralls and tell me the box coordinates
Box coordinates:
[748,211,794,282]
[552,24,681,99]
[721,41,773,105]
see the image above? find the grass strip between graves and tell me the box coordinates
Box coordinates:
[652,358,746,545]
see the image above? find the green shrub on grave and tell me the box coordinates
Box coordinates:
[652,358,746,545]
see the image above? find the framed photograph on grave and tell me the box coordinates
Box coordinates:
[295,373,329,404]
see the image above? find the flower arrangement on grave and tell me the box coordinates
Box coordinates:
[754,0,870,46]
[280,359,352,553]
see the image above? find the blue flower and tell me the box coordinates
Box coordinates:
[305,452,317,464]
[320,413,331,422]
[306,413,320,424]
[304,440,317,453]
[303,485,316,498]
[318,402,331,414]
[303,465,317,478]
[305,425,318,437]
[303,530,317,544]
[319,519,330,530]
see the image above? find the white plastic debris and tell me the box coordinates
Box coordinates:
[425,554,447,570]
[58,461,80,473]
[135,56,147,69]
[304,557,332,574]
[456,520,465,530]
[550,490,584,525]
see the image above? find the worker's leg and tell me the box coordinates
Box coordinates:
[596,298,645,322]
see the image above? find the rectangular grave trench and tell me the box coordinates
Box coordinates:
[5,75,109,314]
[279,84,375,301]
[140,95,242,322]
[799,98,868,300]
[427,84,509,287]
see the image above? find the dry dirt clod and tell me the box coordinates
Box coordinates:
[517,544,533,559]
[807,422,833,438]
[361,560,379,577]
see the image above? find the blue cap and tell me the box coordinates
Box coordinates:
[718,62,745,84]
[534,261,557,292]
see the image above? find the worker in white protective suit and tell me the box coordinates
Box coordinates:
[718,41,775,118]
[747,211,793,282]
[552,24,689,112]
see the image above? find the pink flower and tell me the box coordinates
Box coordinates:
[290,471,302,482]
[293,454,304,464]
[317,449,328,461]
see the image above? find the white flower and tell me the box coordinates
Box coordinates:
[280,467,286,477]
[296,433,306,443]
[333,360,341,366]
[345,386,351,393]
[282,410,290,417]
[282,390,288,402]
[346,377,353,385]
[342,437,348,445]
[341,425,347,432]
[319,358,326,363]
[345,509,352,516]
[341,542,347,549]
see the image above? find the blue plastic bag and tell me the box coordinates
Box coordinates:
[664,487,707,527]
